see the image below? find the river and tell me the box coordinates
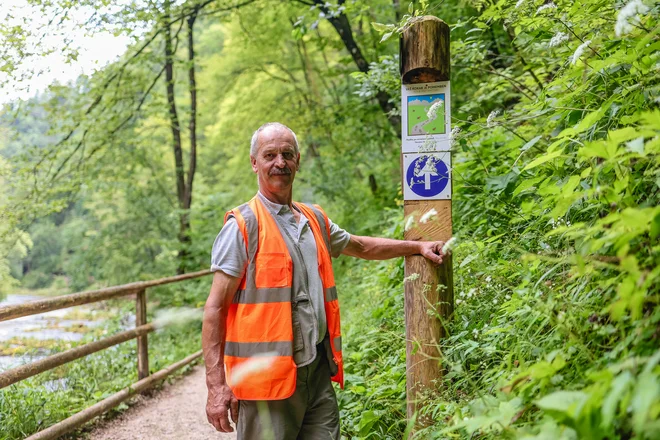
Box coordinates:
[0,293,102,371]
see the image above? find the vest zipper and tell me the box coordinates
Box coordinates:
[272,208,319,361]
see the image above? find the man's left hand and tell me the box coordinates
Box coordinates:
[419,241,446,265]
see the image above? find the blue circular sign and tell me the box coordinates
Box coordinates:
[406,155,449,197]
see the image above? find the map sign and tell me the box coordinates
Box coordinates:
[401,81,451,153]
[403,152,451,200]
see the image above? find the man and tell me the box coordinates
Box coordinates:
[203,122,446,439]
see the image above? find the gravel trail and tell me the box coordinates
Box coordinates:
[88,366,236,440]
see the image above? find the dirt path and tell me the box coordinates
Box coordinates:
[88,366,236,440]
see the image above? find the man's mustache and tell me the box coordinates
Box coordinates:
[270,168,292,175]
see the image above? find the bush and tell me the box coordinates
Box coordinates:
[20,271,53,290]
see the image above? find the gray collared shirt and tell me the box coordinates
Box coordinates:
[211,192,350,359]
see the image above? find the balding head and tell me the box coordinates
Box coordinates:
[250,122,299,157]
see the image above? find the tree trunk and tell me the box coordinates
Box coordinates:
[315,1,401,135]
[185,9,199,212]
[163,3,190,274]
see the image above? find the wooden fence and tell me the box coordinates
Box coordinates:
[0,269,213,440]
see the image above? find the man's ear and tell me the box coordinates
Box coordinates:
[296,153,301,170]
[250,156,258,173]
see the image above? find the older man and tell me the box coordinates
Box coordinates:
[203,122,445,439]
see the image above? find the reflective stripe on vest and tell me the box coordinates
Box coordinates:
[223,197,344,401]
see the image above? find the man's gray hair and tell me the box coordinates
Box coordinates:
[250,122,299,157]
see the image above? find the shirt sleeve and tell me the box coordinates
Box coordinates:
[327,218,351,258]
[210,217,248,278]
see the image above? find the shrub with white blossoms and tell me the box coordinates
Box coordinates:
[536,2,557,14]
[404,215,415,232]
[420,208,438,224]
[549,31,569,47]
[486,110,500,127]
[450,126,461,147]
[615,0,650,37]
[442,237,457,254]
[571,40,592,65]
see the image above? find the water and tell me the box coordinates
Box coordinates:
[0,294,101,371]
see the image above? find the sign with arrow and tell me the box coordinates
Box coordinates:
[403,152,451,200]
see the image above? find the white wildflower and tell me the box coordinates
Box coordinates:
[420,209,438,224]
[456,299,463,305]
[229,353,278,387]
[505,294,511,300]
[493,299,498,304]
[459,291,466,298]
[419,136,436,152]
[486,110,500,128]
[153,307,203,329]
[442,237,457,254]
[615,0,650,37]
[571,40,592,65]
[404,215,415,231]
[515,0,525,8]
[405,273,420,282]
[549,32,569,48]
[486,276,492,283]
[450,126,462,147]
[537,2,557,13]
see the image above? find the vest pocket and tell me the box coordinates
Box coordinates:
[291,303,305,352]
[254,252,291,288]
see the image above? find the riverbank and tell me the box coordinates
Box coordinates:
[0,290,204,440]
[0,292,115,371]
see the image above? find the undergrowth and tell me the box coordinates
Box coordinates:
[339,1,660,439]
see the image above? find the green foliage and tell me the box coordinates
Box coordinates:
[335,213,408,439]
[1,0,660,438]
[346,0,660,438]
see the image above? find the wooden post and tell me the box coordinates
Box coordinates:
[136,289,149,380]
[400,16,453,423]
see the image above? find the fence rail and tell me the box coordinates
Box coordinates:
[0,269,211,322]
[0,269,213,440]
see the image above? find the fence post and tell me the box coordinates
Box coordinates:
[136,289,149,381]
[400,16,453,427]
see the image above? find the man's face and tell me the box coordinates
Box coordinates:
[250,127,300,194]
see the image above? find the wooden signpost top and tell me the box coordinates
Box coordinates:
[400,17,450,84]
[400,16,453,425]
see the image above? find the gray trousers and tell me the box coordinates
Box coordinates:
[237,346,340,440]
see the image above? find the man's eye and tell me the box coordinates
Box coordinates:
[283,153,293,160]
[264,154,274,159]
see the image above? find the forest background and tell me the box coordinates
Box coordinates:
[1,0,659,438]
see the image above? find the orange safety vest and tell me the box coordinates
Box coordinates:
[223,196,344,400]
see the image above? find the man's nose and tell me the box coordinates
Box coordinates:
[274,154,286,167]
